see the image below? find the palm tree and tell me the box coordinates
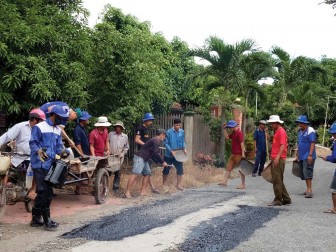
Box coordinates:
[238,52,276,135]
[271,46,326,102]
[189,36,258,166]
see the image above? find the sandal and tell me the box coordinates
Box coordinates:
[324,209,336,214]
[268,201,282,206]
[305,192,313,198]
[236,185,245,190]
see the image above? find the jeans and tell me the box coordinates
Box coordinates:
[253,151,266,175]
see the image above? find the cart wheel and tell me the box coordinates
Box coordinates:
[0,181,7,219]
[24,198,34,213]
[94,169,109,204]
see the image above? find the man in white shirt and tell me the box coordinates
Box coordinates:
[109,121,129,194]
[0,108,46,168]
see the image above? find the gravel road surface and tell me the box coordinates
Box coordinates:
[69,158,336,252]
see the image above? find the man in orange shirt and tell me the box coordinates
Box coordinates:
[267,115,291,206]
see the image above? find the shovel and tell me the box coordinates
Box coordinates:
[61,129,90,162]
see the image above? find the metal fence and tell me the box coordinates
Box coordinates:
[124,112,217,165]
[192,114,216,156]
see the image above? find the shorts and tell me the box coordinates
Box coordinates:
[299,159,314,180]
[163,156,183,175]
[330,169,336,193]
[132,155,151,176]
[226,155,242,171]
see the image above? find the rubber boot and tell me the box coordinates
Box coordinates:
[30,207,44,227]
[42,208,58,231]
[46,208,59,227]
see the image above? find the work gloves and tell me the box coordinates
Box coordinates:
[38,149,48,162]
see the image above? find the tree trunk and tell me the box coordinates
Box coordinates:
[242,95,248,138]
[219,105,226,167]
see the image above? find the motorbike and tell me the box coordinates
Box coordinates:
[0,152,34,219]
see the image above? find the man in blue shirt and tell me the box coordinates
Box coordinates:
[252,120,268,177]
[73,111,91,157]
[163,118,187,191]
[29,105,69,230]
[322,122,336,214]
[295,115,316,198]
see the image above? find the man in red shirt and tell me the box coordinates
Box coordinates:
[89,116,111,156]
[219,120,246,189]
[267,115,291,206]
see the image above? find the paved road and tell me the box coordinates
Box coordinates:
[68,158,336,252]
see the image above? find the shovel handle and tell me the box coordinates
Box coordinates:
[61,128,86,159]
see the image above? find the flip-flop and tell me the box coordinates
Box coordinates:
[236,185,245,189]
[324,209,336,214]
[218,183,227,186]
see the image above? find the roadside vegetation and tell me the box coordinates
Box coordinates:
[1,0,336,153]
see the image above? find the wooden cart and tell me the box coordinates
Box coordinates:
[66,155,121,204]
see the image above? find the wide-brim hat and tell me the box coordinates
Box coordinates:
[142,112,155,122]
[225,120,238,128]
[267,115,284,124]
[79,111,91,121]
[295,115,309,124]
[113,121,125,129]
[329,122,336,134]
[259,120,267,125]
[94,116,111,127]
[49,105,69,118]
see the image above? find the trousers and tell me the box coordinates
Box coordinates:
[271,159,291,204]
[33,168,53,210]
[253,151,266,175]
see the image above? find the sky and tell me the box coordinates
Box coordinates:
[82,0,336,60]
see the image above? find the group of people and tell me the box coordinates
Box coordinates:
[219,114,336,213]
[0,102,188,230]
[3,102,336,231]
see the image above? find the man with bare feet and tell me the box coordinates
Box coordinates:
[322,122,336,214]
[124,129,168,198]
[219,120,246,189]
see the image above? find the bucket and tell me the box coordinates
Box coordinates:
[238,158,255,176]
[292,160,301,178]
[262,161,273,183]
[0,156,11,175]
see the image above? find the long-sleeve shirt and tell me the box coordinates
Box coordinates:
[164,128,186,158]
[109,131,129,155]
[29,118,63,170]
[326,141,336,163]
[136,137,164,164]
[0,121,31,167]
[73,124,90,156]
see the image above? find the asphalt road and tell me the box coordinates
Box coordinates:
[68,158,336,252]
